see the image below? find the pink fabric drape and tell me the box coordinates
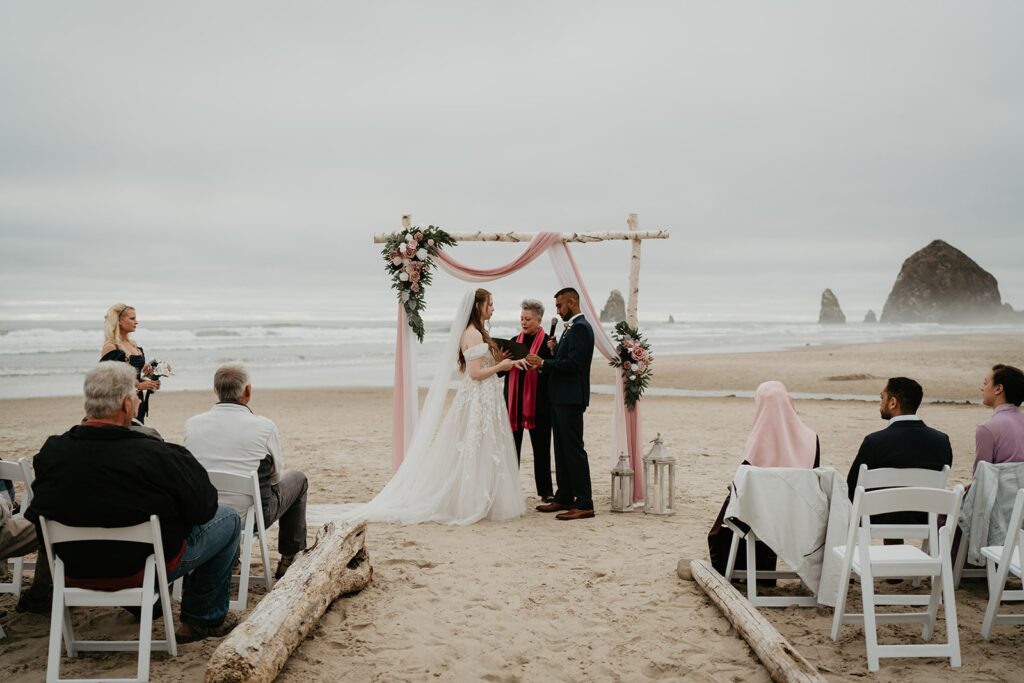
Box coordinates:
[392,231,646,503]
[435,232,563,279]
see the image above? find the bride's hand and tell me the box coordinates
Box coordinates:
[496,358,518,372]
[513,359,531,371]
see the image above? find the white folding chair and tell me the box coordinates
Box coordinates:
[722,518,817,607]
[831,485,964,672]
[858,464,950,597]
[0,457,36,599]
[979,488,1024,640]
[172,470,272,610]
[39,514,176,683]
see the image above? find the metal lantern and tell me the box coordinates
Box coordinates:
[643,434,676,515]
[610,452,635,512]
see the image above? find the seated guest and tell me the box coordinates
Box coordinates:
[708,381,820,576]
[25,362,240,642]
[974,363,1024,472]
[184,363,308,579]
[1,488,52,612]
[503,299,555,501]
[846,376,953,497]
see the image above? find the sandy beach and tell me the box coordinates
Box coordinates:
[2,334,1023,681]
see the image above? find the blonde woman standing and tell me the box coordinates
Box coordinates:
[100,303,160,422]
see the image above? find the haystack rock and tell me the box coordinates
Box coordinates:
[880,240,1004,323]
[818,289,846,324]
[600,289,626,323]
[863,309,877,323]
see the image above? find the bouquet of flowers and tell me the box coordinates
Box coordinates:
[381,225,457,342]
[609,321,652,409]
[144,359,173,381]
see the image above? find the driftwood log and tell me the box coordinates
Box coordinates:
[206,521,372,683]
[689,560,825,683]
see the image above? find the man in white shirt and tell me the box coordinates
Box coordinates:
[184,363,308,579]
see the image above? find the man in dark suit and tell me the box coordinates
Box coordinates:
[527,287,595,521]
[846,377,953,528]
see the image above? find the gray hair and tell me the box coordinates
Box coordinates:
[520,299,545,319]
[214,362,250,402]
[84,362,137,419]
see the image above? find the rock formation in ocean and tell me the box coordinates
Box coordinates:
[600,290,627,323]
[880,240,1006,323]
[863,309,877,323]
[668,314,675,324]
[818,289,846,324]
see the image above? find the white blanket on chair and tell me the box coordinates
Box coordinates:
[725,465,851,606]
[959,461,1024,566]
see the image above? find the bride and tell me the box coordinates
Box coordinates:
[325,288,529,525]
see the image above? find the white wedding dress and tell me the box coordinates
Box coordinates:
[312,293,526,526]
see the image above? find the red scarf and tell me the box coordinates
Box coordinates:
[507,330,546,431]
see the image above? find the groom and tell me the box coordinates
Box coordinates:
[527,287,595,520]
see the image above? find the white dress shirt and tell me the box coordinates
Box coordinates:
[888,414,922,426]
[183,402,284,513]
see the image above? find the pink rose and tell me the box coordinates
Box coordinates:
[415,231,424,240]
[410,270,420,282]
[411,282,420,292]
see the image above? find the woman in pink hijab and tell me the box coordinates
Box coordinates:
[708,381,820,576]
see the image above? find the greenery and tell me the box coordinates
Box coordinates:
[381,226,457,342]
[608,321,653,409]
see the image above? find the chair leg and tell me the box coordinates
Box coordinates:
[831,569,851,641]
[940,549,961,667]
[47,565,67,683]
[745,531,758,604]
[234,525,255,610]
[137,562,155,682]
[981,557,1009,641]
[953,532,969,589]
[157,568,177,657]
[923,571,942,641]
[724,529,739,582]
[172,576,183,602]
[860,572,880,672]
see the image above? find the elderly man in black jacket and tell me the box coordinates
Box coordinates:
[26,361,241,642]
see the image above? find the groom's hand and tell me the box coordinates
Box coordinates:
[546,339,557,353]
[526,353,542,368]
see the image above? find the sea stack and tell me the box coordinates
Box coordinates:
[864,309,878,323]
[600,290,627,323]
[880,240,1004,323]
[818,289,846,324]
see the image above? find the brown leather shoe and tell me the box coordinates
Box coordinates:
[536,502,569,513]
[555,508,595,520]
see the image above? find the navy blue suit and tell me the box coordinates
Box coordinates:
[543,316,595,510]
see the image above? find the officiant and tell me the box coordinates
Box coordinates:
[503,298,555,502]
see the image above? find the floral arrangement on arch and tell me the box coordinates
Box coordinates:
[381,226,456,342]
[609,321,653,409]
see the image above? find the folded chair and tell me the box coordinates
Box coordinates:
[173,470,272,610]
[0,457,36,600]
[39,515,177,683]
[831,485,964,672]
[979,488,1024,640]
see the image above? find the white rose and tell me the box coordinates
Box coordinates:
[399,272,409,281]
[404,233,412,241]
[416,248,428,260]
[391,256,402,266]
[629,374,637,381]
[401,290,411,302]
[402,258,410,266]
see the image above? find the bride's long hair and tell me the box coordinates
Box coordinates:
[458,288,501,372]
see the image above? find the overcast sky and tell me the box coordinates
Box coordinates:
[1,1,1022,322]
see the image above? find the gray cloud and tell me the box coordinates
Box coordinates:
[2,1,1022,321]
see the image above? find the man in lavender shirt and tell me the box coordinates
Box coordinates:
[973,363,1024,473]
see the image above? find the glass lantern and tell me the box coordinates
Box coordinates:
[643,434,676,515]
[610,452,634,512]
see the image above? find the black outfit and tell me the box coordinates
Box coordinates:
[542,317,595,511]
[707,440,821,579]
[502,332,554,498]
[100,347,150,423]
[25,424,218,579]
[845,419,953,525]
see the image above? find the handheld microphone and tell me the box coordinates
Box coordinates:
[548,317,558,338]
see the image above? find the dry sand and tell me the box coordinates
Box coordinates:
[1,334,1023,681]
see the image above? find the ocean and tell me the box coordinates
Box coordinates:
[3,318,1022,400]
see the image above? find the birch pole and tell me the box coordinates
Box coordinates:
[626,213,641,328]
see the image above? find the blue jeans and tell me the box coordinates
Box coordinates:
[167,504,241,627]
